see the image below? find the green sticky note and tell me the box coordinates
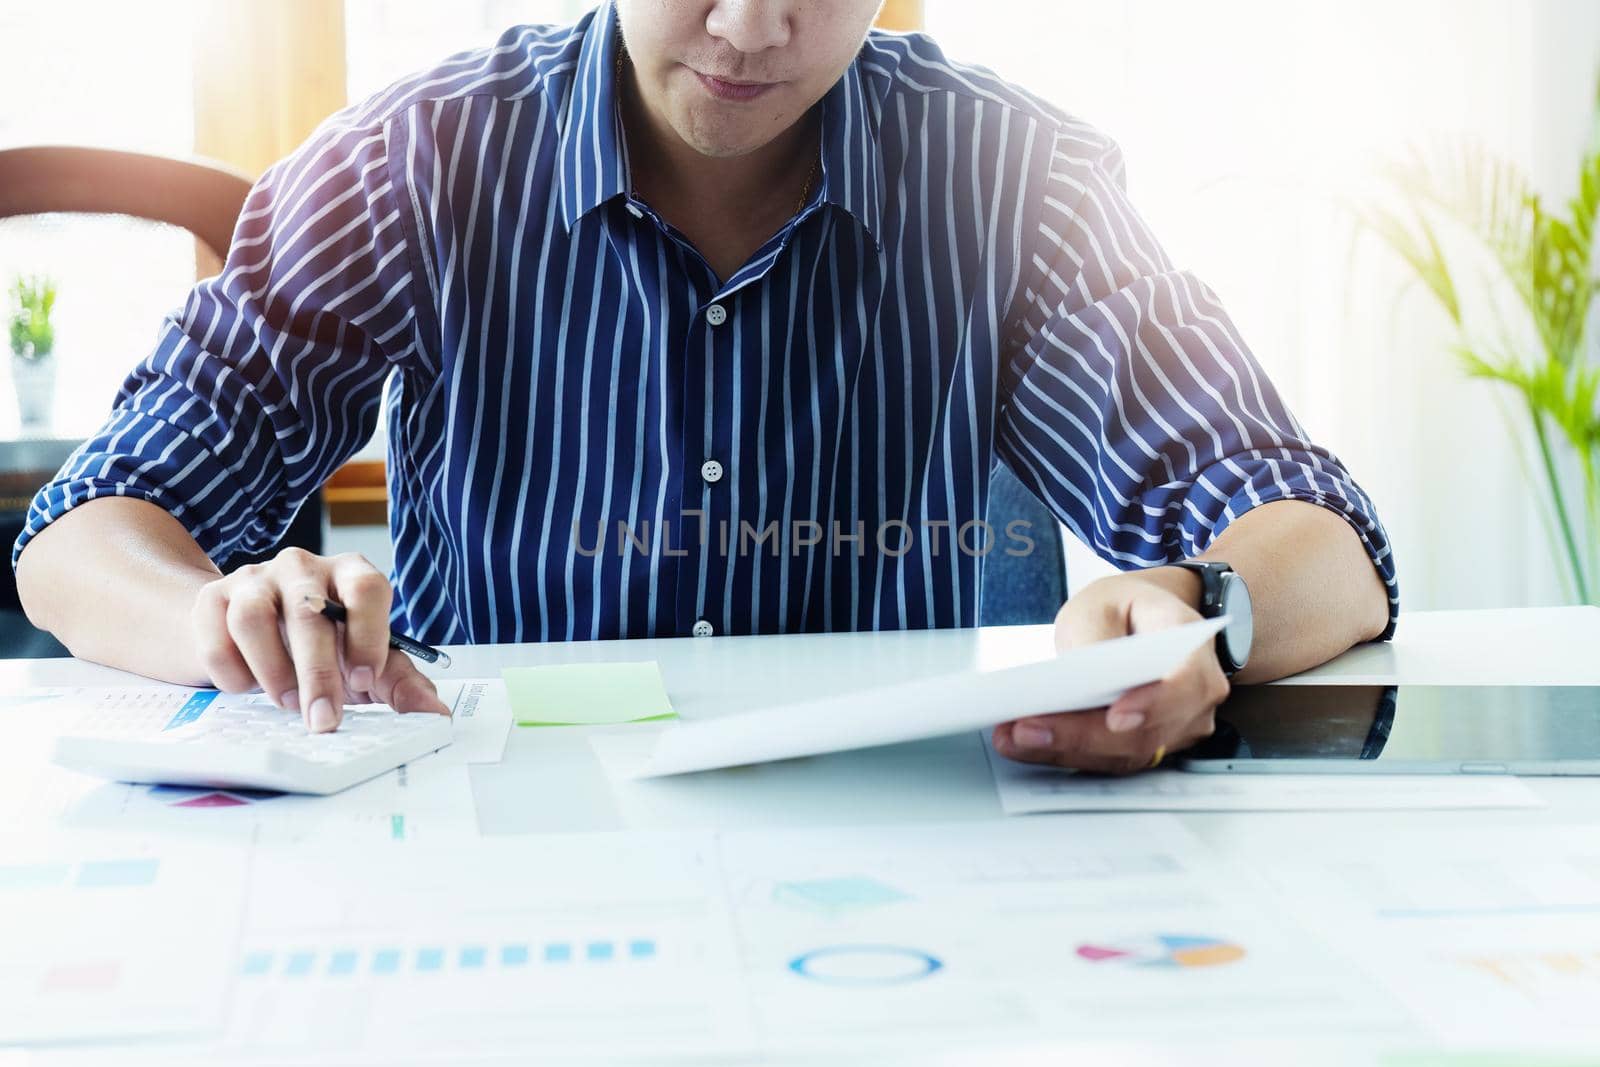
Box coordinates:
[504,661,678,727]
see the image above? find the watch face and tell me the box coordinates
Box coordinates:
[1220,572,1254,668]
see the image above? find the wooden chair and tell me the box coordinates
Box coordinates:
[0,146,324,657]
[0,145,252,263]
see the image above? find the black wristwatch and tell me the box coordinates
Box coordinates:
[1169,560,1253,676]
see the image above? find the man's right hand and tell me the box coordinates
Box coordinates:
[189,547,450,733]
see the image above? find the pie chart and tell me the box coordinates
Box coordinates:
[1075,934,1245,969]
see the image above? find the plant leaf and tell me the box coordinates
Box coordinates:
[1355,202,1463,324]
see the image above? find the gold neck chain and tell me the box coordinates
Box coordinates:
[615,48,819,217]
[794,146,819,215]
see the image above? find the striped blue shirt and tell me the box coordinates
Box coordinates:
[16,3,1398,644]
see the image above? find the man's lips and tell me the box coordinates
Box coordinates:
[693,71,779,101]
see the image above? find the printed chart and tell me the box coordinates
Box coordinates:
[0,835,248,1045]
[1230,820,1600,1044]
[238,936,662,980]
[788,945,944,986]
[148,785,284,809]
[718,817,1403,1053]
[217,834,747,1059]
[1076,934,1248,969]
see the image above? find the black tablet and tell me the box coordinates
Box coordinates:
[1179,685,1600,775]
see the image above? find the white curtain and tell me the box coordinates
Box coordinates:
[926,0,1600,610]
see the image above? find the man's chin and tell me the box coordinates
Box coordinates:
[672,107,784,159]
[682,138,763,159]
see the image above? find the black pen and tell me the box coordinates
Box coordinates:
[303,593,453,669]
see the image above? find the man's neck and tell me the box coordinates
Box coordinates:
[619,65,818,245]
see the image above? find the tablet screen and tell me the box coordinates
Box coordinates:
[1180,685,1600,771]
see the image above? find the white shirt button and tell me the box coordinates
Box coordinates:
[700,459,724,484]
[705,304,728,327]
[692,619,715,638]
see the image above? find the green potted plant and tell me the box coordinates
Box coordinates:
[8,274,58,430]
[1362,78,1600,606]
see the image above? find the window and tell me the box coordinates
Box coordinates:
[1,1,203,440]
[923,0,1598,607]
[0,0,196,155]
[345,0,591,103]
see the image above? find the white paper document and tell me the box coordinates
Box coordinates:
[1224,820,1600,1045]
[604,618,1226,779]
[435,679,513,764]
[0,833,249,1046]
[115,815,1402,1061]
[715,816,1405,1051]
[985,741,1546,814]
[214,832,748,1061]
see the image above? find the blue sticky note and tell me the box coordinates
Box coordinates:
[329,951,358,976]
[544,943,572,963]
[501,944,530,966]
[285,951,316,977]
[416,948,444,972]
[459,946,486,969]
[372,949,402,975]
[629,939,657,960]
[241,952,272,977]
[586,941,614,962]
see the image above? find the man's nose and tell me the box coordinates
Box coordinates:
[705,0,791,55]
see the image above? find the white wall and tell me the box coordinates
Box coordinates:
[926,0,1600,609]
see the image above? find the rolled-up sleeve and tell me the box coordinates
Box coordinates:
[13,112,432,570]
[997,127,1399,638]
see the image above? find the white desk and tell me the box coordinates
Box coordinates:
[13,607,1600,833]
[4,606,1600,1062]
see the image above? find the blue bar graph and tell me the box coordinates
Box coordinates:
[76,858,159,889]
[0,863,70,891]
[237,935,662,979]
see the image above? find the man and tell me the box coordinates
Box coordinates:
[13,0,1395,774]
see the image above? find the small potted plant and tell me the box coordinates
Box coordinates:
[8,274,58,430]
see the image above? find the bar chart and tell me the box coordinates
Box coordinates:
[237,937,661,979]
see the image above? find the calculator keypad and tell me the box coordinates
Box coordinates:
[69,696,443,768]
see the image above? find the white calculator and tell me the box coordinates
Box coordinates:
[52,689,454,796]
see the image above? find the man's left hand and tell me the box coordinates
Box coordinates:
[991,568,1229,774]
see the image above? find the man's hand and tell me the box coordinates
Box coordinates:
[190,548,450,733]
[991,568,1228,774]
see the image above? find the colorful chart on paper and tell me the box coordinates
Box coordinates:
[147,785,283,809]
[1075,934,1246,969]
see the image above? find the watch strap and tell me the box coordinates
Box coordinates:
[1169,560,1229,618]
[1168,560,1244,675]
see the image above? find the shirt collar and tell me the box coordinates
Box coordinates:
[557,2,887,248]
[556,2,630,231]
[815,54,887,249]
